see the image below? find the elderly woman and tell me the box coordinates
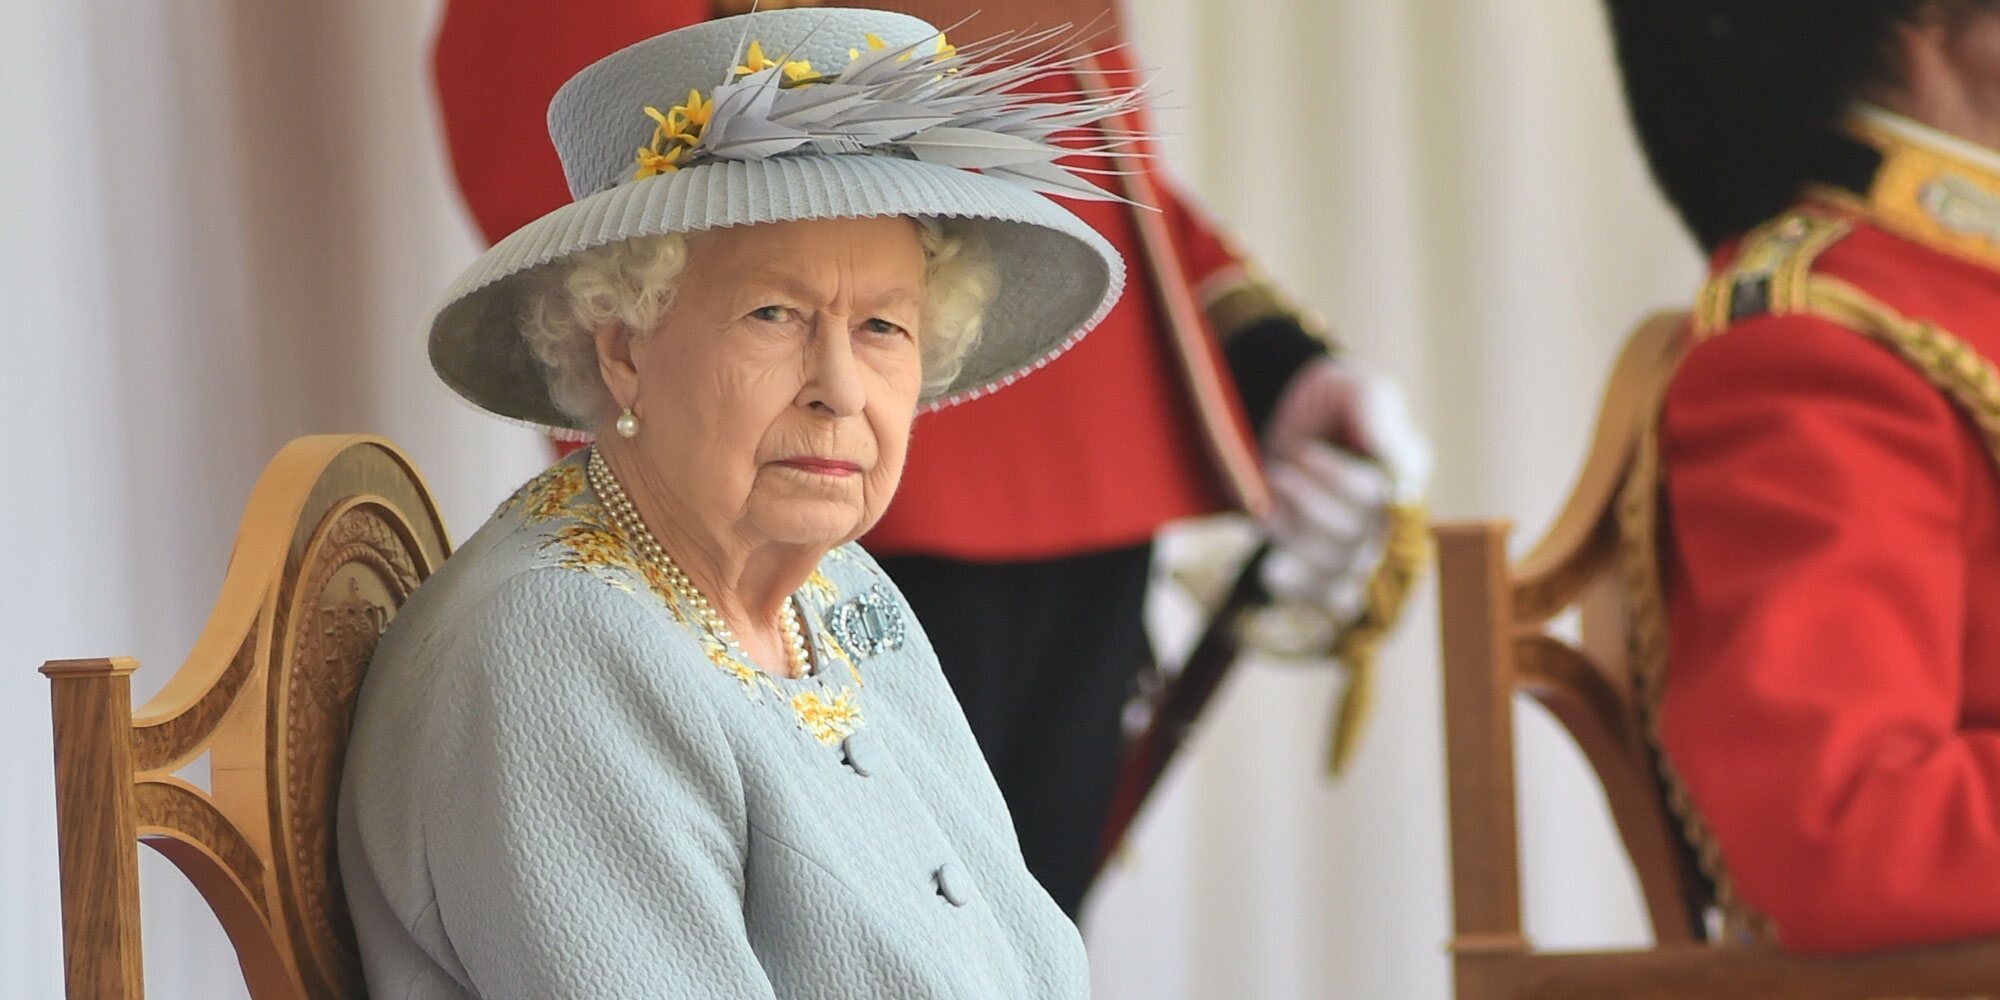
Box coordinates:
[337,9,1132,998]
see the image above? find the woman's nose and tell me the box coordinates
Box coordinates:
[800,317,866,417]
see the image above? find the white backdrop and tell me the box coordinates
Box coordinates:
[0,1,1703,997]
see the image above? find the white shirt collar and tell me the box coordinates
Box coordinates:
[1853,103,2000,177]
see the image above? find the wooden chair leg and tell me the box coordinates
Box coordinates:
[43,657,146,1000]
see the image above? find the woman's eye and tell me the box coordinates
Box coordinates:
[751,305,791,323]
[862,318,910,338]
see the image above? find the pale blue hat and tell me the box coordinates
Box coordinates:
[429,7,1133,431]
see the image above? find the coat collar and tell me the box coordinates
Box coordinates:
[1836,104,2000,273]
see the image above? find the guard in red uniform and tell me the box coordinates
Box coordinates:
[1608,0,2000,953]
[432,0,1430,916]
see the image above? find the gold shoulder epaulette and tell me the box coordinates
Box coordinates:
[1692,213,1853,338]
[1688,211,2000,458]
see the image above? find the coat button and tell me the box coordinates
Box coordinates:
[934,862,974,907]
[841,732,879,777]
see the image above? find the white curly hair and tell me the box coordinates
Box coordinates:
[518,221,998,427]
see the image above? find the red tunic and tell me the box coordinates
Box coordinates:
[1654,122,2000,953]
[432,2,1267,562]
[433,0,712,246]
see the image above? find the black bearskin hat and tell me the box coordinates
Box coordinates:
[1603,2,1933,249]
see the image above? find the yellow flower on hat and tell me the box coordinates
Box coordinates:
[643,105,688,148]
[735,41,815,83]
[629,29,989,184]
[631,86,719,180]
[675,89,714,131]
[736,39,776,76]
[846,31,950,66]
[632,142,684,180]
[849,32,887,61]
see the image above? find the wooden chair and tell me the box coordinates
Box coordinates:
[1435,313,2000,1000]
[42,435,450,1000]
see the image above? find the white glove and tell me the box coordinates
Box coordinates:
[1258,360,1432,628]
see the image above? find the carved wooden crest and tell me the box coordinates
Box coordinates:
[274,503,426,998]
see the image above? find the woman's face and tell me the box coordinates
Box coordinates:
[615,217,928,554]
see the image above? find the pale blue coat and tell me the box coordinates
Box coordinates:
[337,454,1088,999]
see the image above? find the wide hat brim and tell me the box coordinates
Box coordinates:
[428,153,1126,433]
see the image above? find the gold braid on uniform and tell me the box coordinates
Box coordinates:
[1620,209,2000,945]
[1197,262,1346,353]
[1321,501,1429,774]
[1199,258,1421,773]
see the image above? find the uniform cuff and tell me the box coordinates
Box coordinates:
[1225,317,1333,437]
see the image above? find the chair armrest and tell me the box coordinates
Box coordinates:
[1465,939,2000,1000]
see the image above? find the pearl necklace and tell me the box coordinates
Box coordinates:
[587,448,811,678]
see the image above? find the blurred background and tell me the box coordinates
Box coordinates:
[0,0,1703,996]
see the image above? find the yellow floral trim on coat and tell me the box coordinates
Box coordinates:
[544,523,635,585]
[504,462,690,620]
[790,688,862,744]
[817,627,861,689]
[541,518,690,623]
[496,461,587,521]
[503,459,876,742]
[700,632,780,700]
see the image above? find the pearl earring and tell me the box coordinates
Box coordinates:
[615,408,640,438]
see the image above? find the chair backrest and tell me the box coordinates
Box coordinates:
[42,435,450,1000]
[1435,314,2000,1000]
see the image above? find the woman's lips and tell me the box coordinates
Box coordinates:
[776,457,863,477]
